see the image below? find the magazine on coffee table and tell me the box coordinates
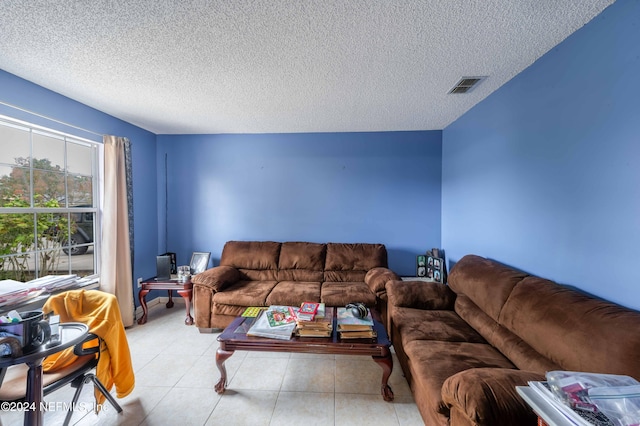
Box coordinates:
[246,306,298,340]
[265,306,297,327]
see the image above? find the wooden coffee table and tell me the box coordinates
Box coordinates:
[215,308,394,401]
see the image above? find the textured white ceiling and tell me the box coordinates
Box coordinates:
[0,1,614,134]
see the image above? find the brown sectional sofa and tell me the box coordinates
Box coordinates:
[192,241,400,330]
[386,254,640,426]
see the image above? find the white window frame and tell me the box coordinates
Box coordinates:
[0,114,102,280]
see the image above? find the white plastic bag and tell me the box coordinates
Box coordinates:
[588,385,640,426]
[546,371,640,425]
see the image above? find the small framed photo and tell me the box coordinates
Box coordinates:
[190,252,211,275]
[416,255,427,276]
[427,256,444,283]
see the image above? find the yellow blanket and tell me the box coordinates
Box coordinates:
[42,289,135,404]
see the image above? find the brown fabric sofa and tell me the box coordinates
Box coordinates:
[386,254,640,426]
[192,241,399,330]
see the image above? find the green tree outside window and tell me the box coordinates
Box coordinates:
[0,158,77,281]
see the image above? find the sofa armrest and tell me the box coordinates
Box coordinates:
[386,280,456,310]
[191,265,240,292]
[365,267,400,296]
[442,368,545,426]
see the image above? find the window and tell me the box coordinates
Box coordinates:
[0,115,100,282]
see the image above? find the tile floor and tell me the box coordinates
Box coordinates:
[1,299,424,425]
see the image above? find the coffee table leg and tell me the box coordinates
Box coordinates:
[372,348,394,401]
[177,289,194,325]
[166,290,174,308]
[215,348,235,394]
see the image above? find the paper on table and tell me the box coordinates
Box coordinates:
[0,280,31,295]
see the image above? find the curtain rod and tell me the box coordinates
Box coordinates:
[0,100,104,138]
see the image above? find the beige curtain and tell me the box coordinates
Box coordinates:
[101,135,134,326]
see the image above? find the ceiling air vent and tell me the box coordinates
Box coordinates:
[448,77,486,94]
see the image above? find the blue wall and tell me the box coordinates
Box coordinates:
[442,0,640,310]
[0,70,159,305]
[4,0,637,312]
[0,68,442,299]
[157,131,442,275]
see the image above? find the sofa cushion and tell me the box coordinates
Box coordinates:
[265,281,322,306]
[455,295,560,373]
[442,368,543,426]
[212,280,278,306]
[386,280,456,310]
[403,340,516,425]
[210,303,247,320]
[277,242,325,282]
[324,243,387,282]
[499,276,640,377]
[393,307,486,347]
[448,255,526,322]
[220,241,281,281]
[320,282,377,307]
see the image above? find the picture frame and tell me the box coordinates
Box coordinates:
[416,255,426,276]
[427,256,444,283]
[190,251,211,275]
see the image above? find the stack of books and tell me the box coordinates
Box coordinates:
[297,302,321,321]
[336,307,376,339]
[296,304,333,337]
[246,305,298,340]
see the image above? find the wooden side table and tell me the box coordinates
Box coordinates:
[137,277,193,325]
